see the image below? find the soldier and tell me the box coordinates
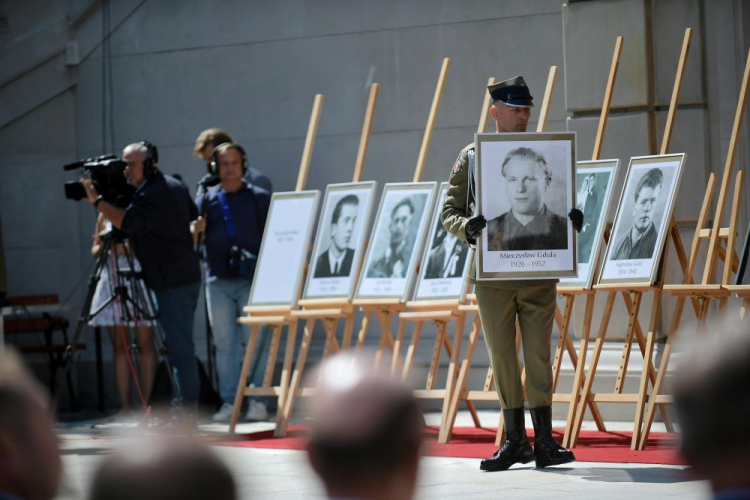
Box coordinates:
[442,76,583,471]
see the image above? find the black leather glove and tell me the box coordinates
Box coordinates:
[465,215,487,243]
[569,208,584,233]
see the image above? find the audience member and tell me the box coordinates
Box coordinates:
[88,437,236,500]
[674,326,750,498]
[305,352,423,500]
[0,349,61,500]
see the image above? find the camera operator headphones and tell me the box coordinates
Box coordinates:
[209,142,248,176]
[139,139,159,178]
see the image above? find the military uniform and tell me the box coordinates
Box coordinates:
[441,143,556,410]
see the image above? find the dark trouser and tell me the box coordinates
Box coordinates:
[475,284,556,410]
[155,282,201,409]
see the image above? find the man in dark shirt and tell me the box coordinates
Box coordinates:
[612,168,662,260]
[192,143,271,423]
[314,194,358,278]
[83,141,202,412]
[487,147,567,251]
[368,198,415,278]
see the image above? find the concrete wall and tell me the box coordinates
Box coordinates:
[1,0,749,413]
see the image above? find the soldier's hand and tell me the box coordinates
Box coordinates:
[569,208,584,233]
[465,215,487,243]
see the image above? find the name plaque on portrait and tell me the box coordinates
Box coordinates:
[475,132,577,280]
[413,182,471,301]
[248,191,320,307]
[302,182,377,300]
[599,154,686,286]
[356,182,438,301]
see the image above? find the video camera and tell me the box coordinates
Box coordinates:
[63,155,135,208]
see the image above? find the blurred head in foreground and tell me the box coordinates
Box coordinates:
[674,325,750,494]
[0,348,61,500]
[305,351,423,500]
[89,437,236,500]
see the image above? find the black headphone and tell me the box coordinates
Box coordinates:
[209,142,248,176]
[139,140,159,178]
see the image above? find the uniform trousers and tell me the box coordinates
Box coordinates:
[474,283,556,410]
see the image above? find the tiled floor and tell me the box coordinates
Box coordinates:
[55,411,709,499]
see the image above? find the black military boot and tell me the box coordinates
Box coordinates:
[529,405,576,468]
[479,407,535,471]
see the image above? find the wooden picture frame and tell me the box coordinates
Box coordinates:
[247,190,320,308]
[302,181,377,300]
[475,132,577,280]
[559,159,619,289]
[412,182,471,301]
[355,182,438,301]
[598,153,686,286]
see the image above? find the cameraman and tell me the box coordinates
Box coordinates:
[82,142,202,414]
[191,143,271,422]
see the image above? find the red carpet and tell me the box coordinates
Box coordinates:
[214,425,685,465]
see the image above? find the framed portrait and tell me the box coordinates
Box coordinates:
[247,190,321,308]
[598,153,686,286]
[412,182,471,301]
[559,159,619,289]
[355,182,438,301]
[475,132,577,280]
[302,181,377,300]
[735,222,750,285]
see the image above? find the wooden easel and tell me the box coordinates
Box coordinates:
[392,76,498,444]
[638,47,750,450]
[351,57,452,370]
[274,83,382,437]
[229,94,324,435]
[570,29,696,450]
[440,66,596,445]
[554,36,627,448]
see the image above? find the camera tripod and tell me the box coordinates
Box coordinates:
[55,229,180,416]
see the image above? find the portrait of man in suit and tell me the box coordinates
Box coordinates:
[314,194,359,278]
[487,147,567,251]
[611,168,663,260]
[425,223,468,279]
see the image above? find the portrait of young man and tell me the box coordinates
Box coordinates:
[424,222,468,279]
[314,194,359,278]
[611,167,663,260]
[486,147,568,252]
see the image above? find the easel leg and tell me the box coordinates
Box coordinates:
[401,322,424,382]
[278,321,313,437]
[440,315,481,443]
[374,310,396,369]
[230,324,259,434]
[632,290,662,449]
[354,310,372,356]
[552,295,575,392]
[341,313,355,350]
[391,319,407,377]
[274,322,297,436]
[564,293,594,447]
[571,291,616,447]
[439,314,465,442]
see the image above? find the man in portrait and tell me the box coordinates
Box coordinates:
[611,168,663,260]
[578,172,599,262]
[314,194,359,278]
[369,197,415,278]
[487,147,568,251]
[425,223,468,279]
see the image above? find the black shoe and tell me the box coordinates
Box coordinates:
[529,406,575,468]
[480,408,535,471]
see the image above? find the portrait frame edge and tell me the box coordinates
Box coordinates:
[247,189,321,308]
[354,181,439,302]
[301,180,378,302]
[597,152,687,286]
[475,131,577,280]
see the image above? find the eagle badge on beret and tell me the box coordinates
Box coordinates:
[452,161,463,175]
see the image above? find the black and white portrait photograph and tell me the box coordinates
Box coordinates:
[248,191,321,307]
[414,183,471,300]
[475,132,576,280]
[599,154,686,285]
[303,182,376,299]
[560,160,618,289]
[356,182,437,300]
